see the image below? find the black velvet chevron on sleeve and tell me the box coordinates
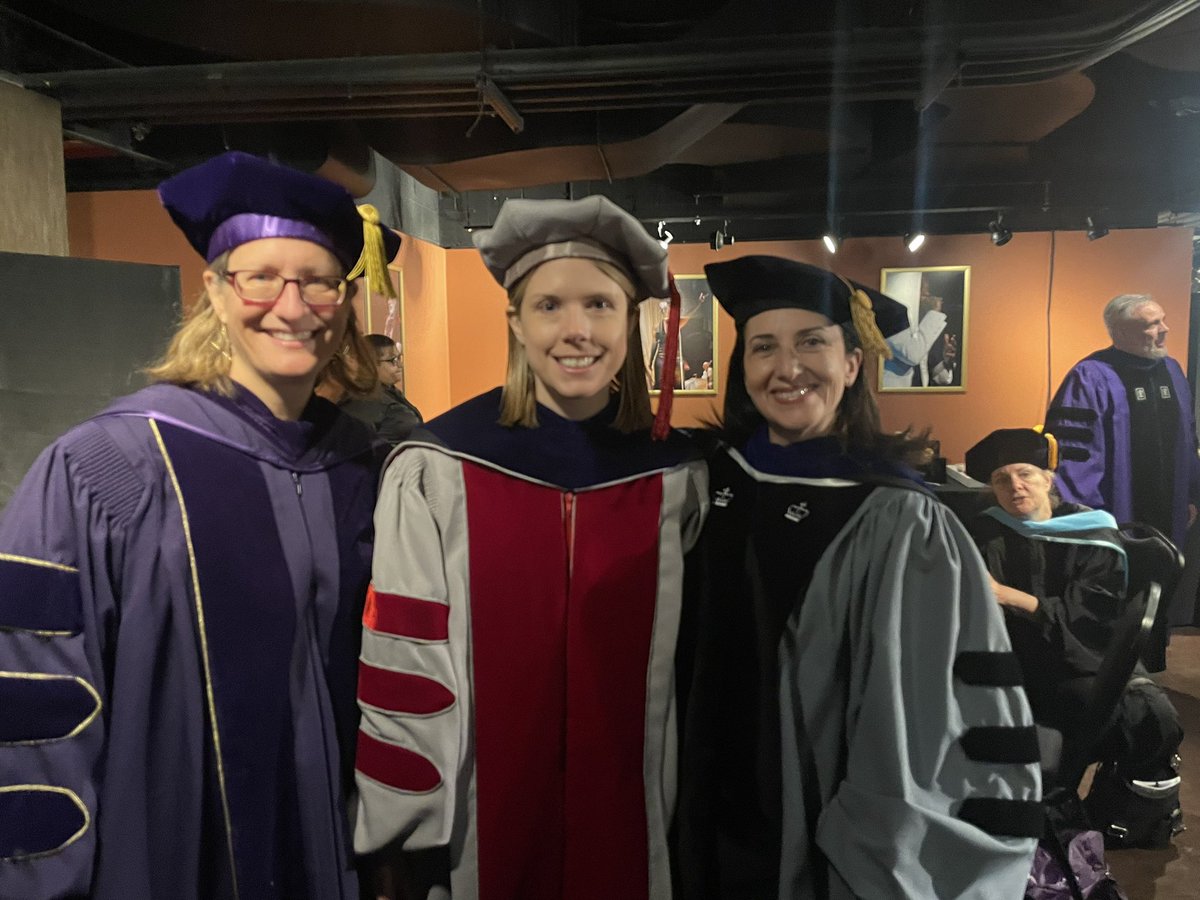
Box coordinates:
[957,797,1045,838]
[960,725,1042,764]
[1047,425,1092,444]
[1046,405,1098,423]
[953,651,1024,687]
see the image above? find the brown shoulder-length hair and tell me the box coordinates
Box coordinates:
[144,250,378,399]
[499,258,653,433]
[716,318,931,466]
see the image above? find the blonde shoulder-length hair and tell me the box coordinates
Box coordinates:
[144,250,378,398]
[499,258,653,433]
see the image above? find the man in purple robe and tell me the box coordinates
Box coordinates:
[1045,293,1200,623]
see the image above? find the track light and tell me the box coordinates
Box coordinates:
[822,233,840,254]
[904,232,926,252]
[476,74,524,134]
[1086,216,1109,241]
[989,218,1012,247]
[694,216,702,226]
[657,220,673,248]
[708,221,735,251]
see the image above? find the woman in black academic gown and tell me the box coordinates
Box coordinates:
[674,255,1042,900]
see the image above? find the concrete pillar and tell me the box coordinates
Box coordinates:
[0,80,68,256]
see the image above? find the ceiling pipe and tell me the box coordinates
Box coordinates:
[22,0,1200,123]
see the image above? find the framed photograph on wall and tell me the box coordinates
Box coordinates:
[878,265,970,393]
[361,266,406,386]
[641,274,718,395]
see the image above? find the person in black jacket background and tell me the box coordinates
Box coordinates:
[339,333,423,445]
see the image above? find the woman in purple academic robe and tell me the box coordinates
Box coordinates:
[0,151,400,899]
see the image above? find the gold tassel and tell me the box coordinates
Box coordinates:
[849,288,893,360]
[347,204,397,299]
[1044,431,1059,471]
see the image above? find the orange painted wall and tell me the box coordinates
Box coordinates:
[443,248,511,406]
[390,234,452,416]
[67,190,205,305]
[65,191,1192,462]
[660,230,1192,461]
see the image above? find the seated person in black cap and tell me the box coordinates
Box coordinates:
[964,428,1183,848]
[674,256,1040,900]
[0,151,399,898]
[353,195,707,900]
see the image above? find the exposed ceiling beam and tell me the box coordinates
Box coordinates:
[20,0,1200,125]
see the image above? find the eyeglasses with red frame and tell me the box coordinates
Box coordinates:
[222,270,349,312]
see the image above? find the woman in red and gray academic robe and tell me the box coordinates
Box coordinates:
[354,196,707,900]
[0,152,399,899]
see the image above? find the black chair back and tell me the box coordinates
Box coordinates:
[1056,582,1161,789]
[1037,583,1161,900]
[1118,523,1183,672]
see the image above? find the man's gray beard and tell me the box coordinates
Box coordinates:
[1147,344,1168,359]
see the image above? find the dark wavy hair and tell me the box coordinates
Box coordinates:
[716,318,931,465]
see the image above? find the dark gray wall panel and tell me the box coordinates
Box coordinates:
[0,251,180,509]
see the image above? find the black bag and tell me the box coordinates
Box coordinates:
[1084,763,1184,849]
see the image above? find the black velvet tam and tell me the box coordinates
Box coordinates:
[965,428,1052,483]
[704,255,910,337]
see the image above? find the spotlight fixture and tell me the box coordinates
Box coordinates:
[657,220,674,248]
[709,221,734,251]
[988,218,1012,247]
[694,216,702,226]
[904,232,926,252]
[822,233,840,254]
[1085,216,1109,241]
[476,74,524,134]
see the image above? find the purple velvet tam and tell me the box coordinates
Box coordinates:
[157,151,401,270]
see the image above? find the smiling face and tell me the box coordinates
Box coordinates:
[203,237,350,413]
[1112,300,1169,359]
[990,462,1054,521]
[507,257,633,421]
[741,307,863,445]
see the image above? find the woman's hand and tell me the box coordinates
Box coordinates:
[989,575,1040,613]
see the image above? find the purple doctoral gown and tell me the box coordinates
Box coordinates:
[1046,352,1200,551]
[0,383,378,899]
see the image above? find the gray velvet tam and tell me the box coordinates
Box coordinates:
[472,195,669,301]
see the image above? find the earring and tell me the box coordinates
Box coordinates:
[210,323,232,361]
